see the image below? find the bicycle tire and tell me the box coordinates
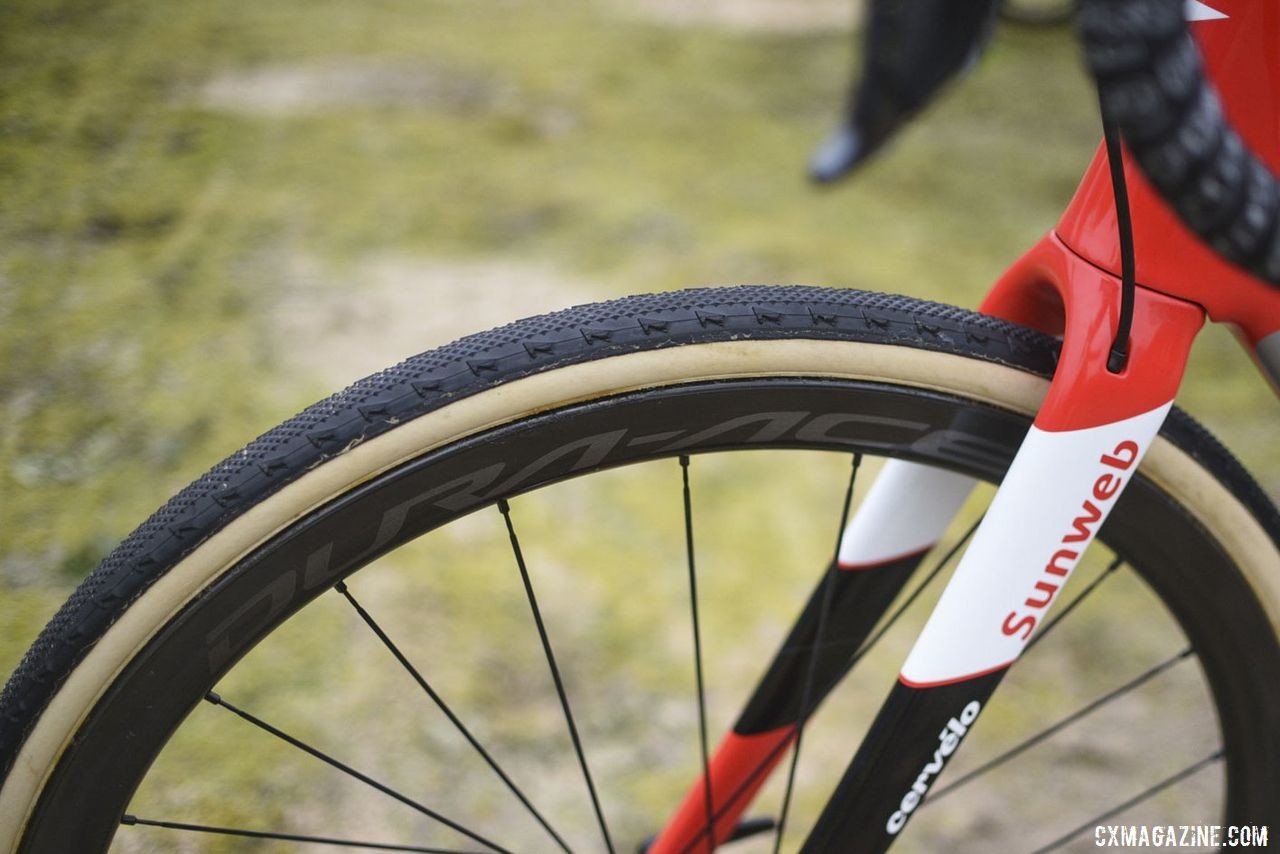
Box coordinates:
[999,0,1073,27]
[1,285,1277,851]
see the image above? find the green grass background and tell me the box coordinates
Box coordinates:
[1,0,1276,850]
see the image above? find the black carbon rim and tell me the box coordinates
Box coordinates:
[17,377,1280,852]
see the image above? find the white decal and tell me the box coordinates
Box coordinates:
[885,700,981,834]
[837,459,974,568]
[1186,0,1228,21]
[899,403,1172,687]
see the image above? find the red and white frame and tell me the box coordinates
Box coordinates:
[649,2,1280,851]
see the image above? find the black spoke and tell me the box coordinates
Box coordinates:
[335,580,572,854]
[498,498,615,854]
[847,514,983,669]
[120,814,480,853]
[1023,556,1124,653]
[1029,750,1224,854]
[678,514,981,854]
[773,453,861,853]
[926,647,1194,803]
[202,692,508,853]
[679,455,716,850]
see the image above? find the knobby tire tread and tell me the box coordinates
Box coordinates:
[1,285,1276,783]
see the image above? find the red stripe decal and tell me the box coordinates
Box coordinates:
[836,545,931,572]
[898,660,1012,689]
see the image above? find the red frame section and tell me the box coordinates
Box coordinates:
[648,6,1280,848]
[981,232,1203,431]
[1057,0,1280,347]
[646,729,793,854]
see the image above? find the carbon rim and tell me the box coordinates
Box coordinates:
[18,377,1280,851]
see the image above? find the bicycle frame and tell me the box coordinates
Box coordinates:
[650,3,1280,851]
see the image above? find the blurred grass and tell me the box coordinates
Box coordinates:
[0,0,1275,849]
[4,0,1274,602]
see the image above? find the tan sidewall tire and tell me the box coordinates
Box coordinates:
[2,338,1277,849]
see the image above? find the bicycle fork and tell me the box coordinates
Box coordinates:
[648,232,1206,853]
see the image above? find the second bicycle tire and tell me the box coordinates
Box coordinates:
[1,285,1277,851]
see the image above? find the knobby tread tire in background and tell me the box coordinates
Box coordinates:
[0,286,1060,770]
[1,285,1278,848]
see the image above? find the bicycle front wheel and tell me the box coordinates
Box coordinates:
[1,286,1277,852]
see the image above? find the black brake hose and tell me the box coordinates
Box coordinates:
[1077,0,1280,287]
[1100,105,1137,373]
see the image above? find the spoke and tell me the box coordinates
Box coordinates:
[335,580,571,854]
[1023,556,1124,653]
[847,514,983,668]
[926,647,1194,803]
[677,513,981,854]
[679,455,716,851]
[1029,750,1224,854]
[773,453,861,853]
[498,498,615,854]
[202,693,508,853]
[120,815,481,853]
